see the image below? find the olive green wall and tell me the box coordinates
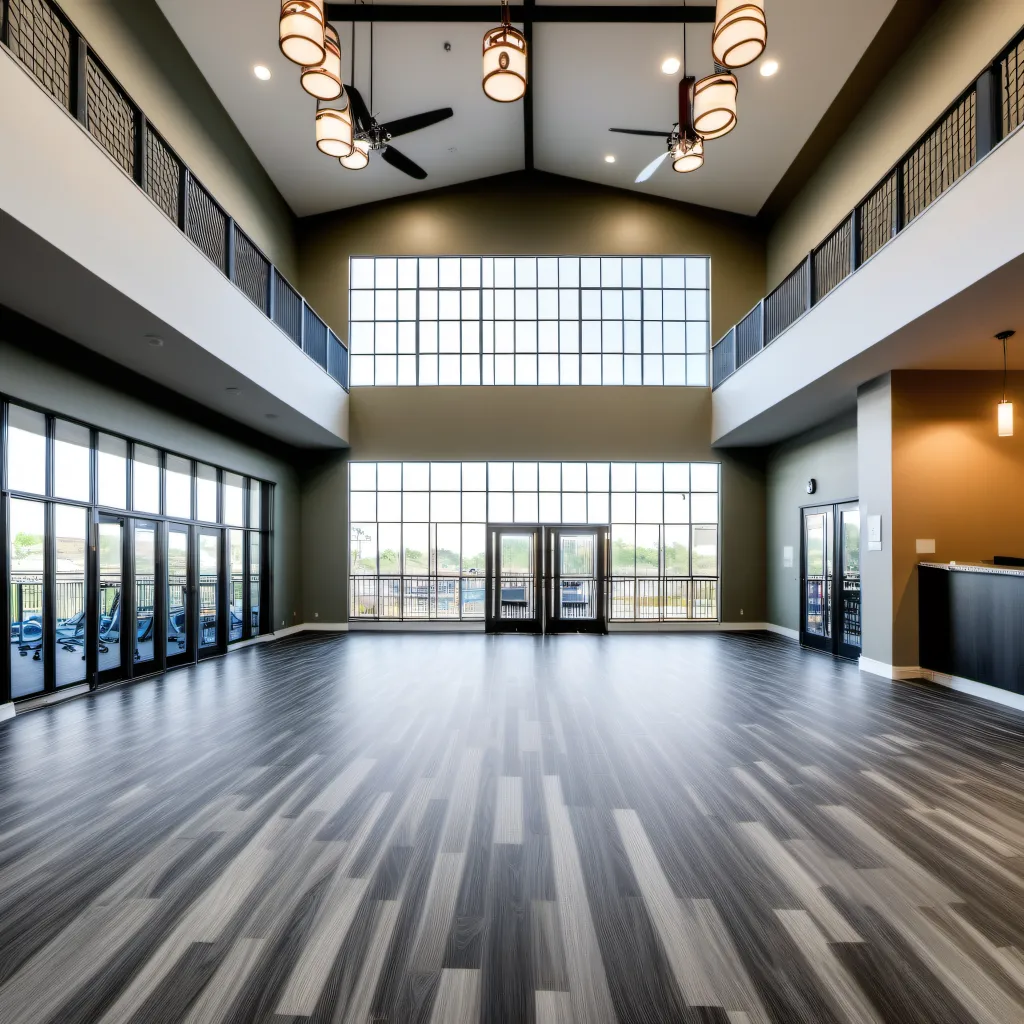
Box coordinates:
[298,171,766,345]
[59,0,298,280]
[0,315,303,634]
[765,412,858,632]
[766,0,1023,288]
[295,174,768,626]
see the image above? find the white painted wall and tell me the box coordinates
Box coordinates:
[0,49,348,448]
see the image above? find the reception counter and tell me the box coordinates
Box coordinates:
[918,562,1024,695]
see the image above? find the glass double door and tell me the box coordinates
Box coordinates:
[96,517,224,686]
[485,524,608,634]
[800,502,861,660]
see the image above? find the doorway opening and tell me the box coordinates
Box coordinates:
[800,501,861,659]
[484,524,609,634]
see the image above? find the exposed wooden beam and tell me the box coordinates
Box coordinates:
[326,5,715,24]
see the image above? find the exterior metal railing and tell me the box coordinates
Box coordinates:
[0,0,348,391]
[711,22,1024,389]
[349,574,719,623]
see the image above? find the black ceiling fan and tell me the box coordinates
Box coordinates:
[344,84,452,180]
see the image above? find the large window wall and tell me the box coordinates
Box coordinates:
[2,399,273,703]
[349,256,710,387]
[349,461,719,622]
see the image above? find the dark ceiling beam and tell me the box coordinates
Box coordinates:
[523,0,534,172]
[326,5,715,24]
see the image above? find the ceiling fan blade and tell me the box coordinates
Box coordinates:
[636,151,669,183]
[382,145,427,180]
[381,108,454,139]
[344,84,372,132]
[609,128,669,137]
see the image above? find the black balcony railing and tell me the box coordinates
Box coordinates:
[0,0,349,392]
[711,22,1024,389]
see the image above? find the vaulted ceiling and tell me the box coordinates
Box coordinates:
[157,0,897,217]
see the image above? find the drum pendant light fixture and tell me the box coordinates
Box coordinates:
[712,0,767,69]
[693,66,738,140]
[998,330,1016,437]
[673,76,704,173]
[341,137,370,170]
[316,100,354,157]
[279,0,326,67]
[482,0,527,102]
[302,23,344,99]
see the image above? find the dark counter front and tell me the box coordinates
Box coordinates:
[919,563,1024,694]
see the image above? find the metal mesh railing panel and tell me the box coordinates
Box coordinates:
[273,274,303,346]
[1005,34,1024,136]
[735,304,763,368]
[7,0,72,109]
[186,177,227,272]
[902,90,976,225]
[232,229,270,313]
[303,306,329,368]
[327,331,349,389]
[86,54,135,176]
[711,329,735,388]
[764,262,808,344]
[813,219,851,304]
[857,171,897,265]
[144,127,181,223]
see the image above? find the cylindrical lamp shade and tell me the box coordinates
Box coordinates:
[999,400,1014,437]
[482,25,527,102]
[316,104,353,157]
[693,71,738,140]
[712,0,767,69]
[672,136,704,173]
[340,138,370,170]
[280,0,326,67]
[302,24,343,99]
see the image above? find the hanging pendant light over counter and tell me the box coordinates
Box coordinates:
[280,0,326,67]
[302,23,344,100]
[712,0,767,69]
[998,330,1016,437]
[483,0,527,102]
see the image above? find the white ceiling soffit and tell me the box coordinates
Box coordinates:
[159,0,896,217]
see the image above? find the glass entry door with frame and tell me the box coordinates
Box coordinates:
[97,514,127,685]
[166,523,194,668]
[800,502,861,659]
[547,526,608,634]
[198,528,224,658]
[486,526,543,633]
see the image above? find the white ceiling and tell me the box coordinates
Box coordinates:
[158,0,896,218]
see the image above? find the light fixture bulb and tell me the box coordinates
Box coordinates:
[661,57,681,75]
[279,0,326,67]
[693,70,738,140]
[301,23,343,100]
[604,155,616,164]
[999,400,1014,437]
[253,64,272,81]
[759,59,779,77]
[672,135,704,173]
[316,103,354,157]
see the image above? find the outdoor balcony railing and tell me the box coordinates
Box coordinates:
[0,0,348,391]
[711,23,1024,390]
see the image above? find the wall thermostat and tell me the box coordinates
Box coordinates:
[806,479,817,494]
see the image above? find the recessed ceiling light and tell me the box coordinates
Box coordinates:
[253,64,272,81]
[265,412,279,420]
[145,334,163,347]
[760,59,779,78]
[661,57,681,75]
[604,155,616,164]
[226,387,241,396]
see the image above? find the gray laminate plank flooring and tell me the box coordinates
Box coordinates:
[2,631,1024,1022]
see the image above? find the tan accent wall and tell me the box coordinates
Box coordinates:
[58,0,298,280]
[891,370,1024,666]
[766,0,1023,290]
[298,172,765,345]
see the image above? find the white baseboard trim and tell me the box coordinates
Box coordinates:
[350,621,485,632]
[916,669,1024,713]
[857,657,922,680]
[0,702,15,723]
[765,623,800,641]
[262,623,350,641]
